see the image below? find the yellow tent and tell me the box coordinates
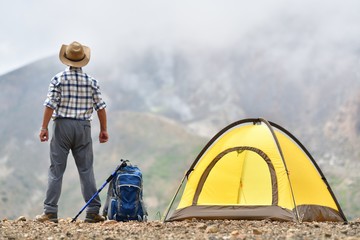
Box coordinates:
[163,118,346,222]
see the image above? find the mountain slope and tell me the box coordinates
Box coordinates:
[1,36,360,219]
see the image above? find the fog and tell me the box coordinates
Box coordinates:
[0,0,359,75]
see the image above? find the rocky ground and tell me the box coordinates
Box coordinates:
[1,217,360,240]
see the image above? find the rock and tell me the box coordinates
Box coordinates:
[285,228,299,239]
[17,216,26,222]
[205,235,219,240]
[324,232,332,238]
[253,228,262,235]
[230,230,247,240]
[102,220,118,225]
[286,233,295,240]
[206,225,219,233]
[197,223,207,230]
[58,219,67,223]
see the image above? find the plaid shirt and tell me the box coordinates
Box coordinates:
[44,67,106,120]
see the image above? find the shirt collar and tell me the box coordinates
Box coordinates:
[66,66,83,72]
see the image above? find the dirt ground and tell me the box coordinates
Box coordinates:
[1,217,360,240]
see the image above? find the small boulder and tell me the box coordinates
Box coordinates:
[197,223,207,230]
[16,216,26,222]
[206,225,219,233]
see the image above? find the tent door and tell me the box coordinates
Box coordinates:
[193,146,278,206]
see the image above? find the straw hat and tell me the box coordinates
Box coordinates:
[59,41,90,67]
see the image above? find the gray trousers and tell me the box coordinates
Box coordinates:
[44,118,101,214]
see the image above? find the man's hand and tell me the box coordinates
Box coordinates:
[97,108,108,143]
[99,130,109,143]
[39,129,49,142]
[39,107,53,142]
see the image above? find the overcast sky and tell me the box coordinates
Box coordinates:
[0,0,359,75]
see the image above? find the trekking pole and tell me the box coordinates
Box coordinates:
[71,159,128,222]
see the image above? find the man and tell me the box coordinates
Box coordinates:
[36,41,108,223]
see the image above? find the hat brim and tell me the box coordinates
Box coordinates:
[59,44,90,67]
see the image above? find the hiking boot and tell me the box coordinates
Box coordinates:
[84,213,105,223]
[35,213,58,223]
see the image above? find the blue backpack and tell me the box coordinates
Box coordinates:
[103,163,147,221]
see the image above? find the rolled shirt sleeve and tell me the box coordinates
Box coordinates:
[92,79,107,111]
[44,76,61,110]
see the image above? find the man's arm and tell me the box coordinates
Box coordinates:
[97,108,109,143]
[39,106,54,142]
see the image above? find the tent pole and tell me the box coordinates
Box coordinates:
[161,171,189,222]
[259,118,301,223]
[269,120,347,222]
